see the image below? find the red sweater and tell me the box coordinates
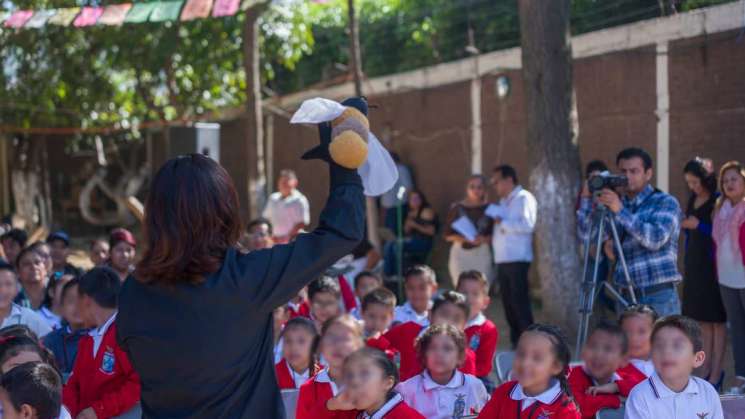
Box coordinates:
[289,300,311,319]
[382,321,477,381]
[63,323,140,418]
[615,363,647,396]
[369,395,425,419]
[296,371,358,419]
[275,359,322,390]
[478,381,581,419]
[567,366,621,419]
[465,316,499,377]
[337,275,358,313]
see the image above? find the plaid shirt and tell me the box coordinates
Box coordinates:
[577,185,683,288]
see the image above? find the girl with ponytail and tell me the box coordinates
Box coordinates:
[478,324,580,418]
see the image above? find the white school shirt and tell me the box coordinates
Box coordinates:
[510,379,562,410]
[285,360,311,389]
[360,393,405,419]
[630,358,656,377]
[262,189,311,239]
[492,186,537,264]
[625,372,723,419]
[393,301,431,327]
[0,303,52,338]
[396,370,489,419]
[314,368,340,396]
[89,311,117,357]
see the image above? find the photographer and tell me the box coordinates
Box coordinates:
[577,148,683,316]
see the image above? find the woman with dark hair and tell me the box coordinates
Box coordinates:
[383,189,438,276]
[116,116,365,417]
[681,157,726,388]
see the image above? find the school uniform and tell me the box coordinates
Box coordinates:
[0,303,52,338]
[289,300,311,319]
[568,366,621,419]
[618,358,655,381]
[392,302,430,327]
[275,359,321,390]
[478,380,581,419]
[366,336,399,362]
[465,313,499,378]
[615,362,647,396]
[382,321,478,381]
[624,372,724,419]
[397,370,489,419]
[63,313,141,418]
[296,369,358,419]
[42,323,89,375]
[358,393,425,419]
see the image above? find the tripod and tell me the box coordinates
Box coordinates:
[575,204,638,358]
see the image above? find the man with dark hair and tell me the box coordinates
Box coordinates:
[262,169,310,244]
[63,267,140,419]
[490,164,537,347]
[577,147,683,316]
[0,362,62,419]
[1,229,27,266]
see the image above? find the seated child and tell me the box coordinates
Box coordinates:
[392,265,437,327]
[62,267,140,419]
[350,271,383,320]
[328,347,424,419]
[273,305,290,364]
[43,279,88,375]
[456,270,499,391]
[625,315,723,419]
[569,321,640,418]
[478,324,581,419]
[381,290,477,381]
[288,287,311,319]
[362,287,396,339]
[275,317,322,390]
[397,324,488,418]
[296,315,365,419]
[619,304,658,378]
[0,361,63,419]
[308,276,343,332]
[0,335,57,374]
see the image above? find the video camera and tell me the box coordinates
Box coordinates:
[588,171,628,194]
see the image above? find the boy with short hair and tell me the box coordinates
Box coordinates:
[393,265,437,327]
[0,361,62,419]
[361,287,396,339]
[456,270,499,390]
[307,276,342,332]
[63,267,140,418]
[43,279,88,375]
[625,315,723,419]
[350,271,383,319]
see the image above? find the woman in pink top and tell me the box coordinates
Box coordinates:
[712,160,745,393]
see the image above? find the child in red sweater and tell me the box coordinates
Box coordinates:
[479,324,581,419]
[328,347,424,418]
[569,321,643,418]
[275,317,322,390]
[456,270,499,392]
[63,267,140,419]
[618,304,658,378]
[297,314,364,419]
[288,287,311,319]
[308,276,343,333]
[380,291,477,381]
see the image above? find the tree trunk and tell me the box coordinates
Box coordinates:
[347,0,380,250]
[243,3,267,219]
[518,0,582,334]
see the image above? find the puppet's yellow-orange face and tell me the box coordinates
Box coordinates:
[329,107,369,169]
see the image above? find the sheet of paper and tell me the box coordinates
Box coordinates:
[451,215,478,242]
[485,203,505,219]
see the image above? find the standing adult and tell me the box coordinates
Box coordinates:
[445,175,493,287]
[681,158,726,388]
[116,107,365,417]
[384,190,438,276]
[712,160,745,392]
[380,152,414,236]
[491,165,537,347]
[262,169,310,244]
[578,148,683,317]
[108,228,136,282]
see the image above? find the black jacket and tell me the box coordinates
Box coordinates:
[116,166,365,418]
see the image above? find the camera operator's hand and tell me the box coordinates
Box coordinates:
[596,189,623,213]
[681,215,700,230]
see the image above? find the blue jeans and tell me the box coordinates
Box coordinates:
[383,238,432,276]
[634,284,681,317]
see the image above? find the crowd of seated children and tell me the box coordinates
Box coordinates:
[392,265,437,327]
[275,317,322,390]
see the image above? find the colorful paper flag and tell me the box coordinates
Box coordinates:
[124,2,157,23]
[180,0,213,21]
[211,0,239,17]
[73,7,103,27]
[98,4,132,26]
[149,1,184,22]
[47,8,80,26]
[4,10,34,28]
[25,10,56,28]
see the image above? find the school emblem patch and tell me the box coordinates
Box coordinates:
[452,393,466,418]
[469,334,480,351]
[100,347,116,375]
[697,413,709,419]
[536,410,554,419]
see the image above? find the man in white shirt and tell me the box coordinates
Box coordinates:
[262,169,311,244]
[491,165,537,347]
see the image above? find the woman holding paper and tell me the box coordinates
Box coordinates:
[445,175,494,287]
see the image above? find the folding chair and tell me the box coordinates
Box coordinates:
[281,389,300,419]
[596,407,625,419]
[493,351,515,384]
